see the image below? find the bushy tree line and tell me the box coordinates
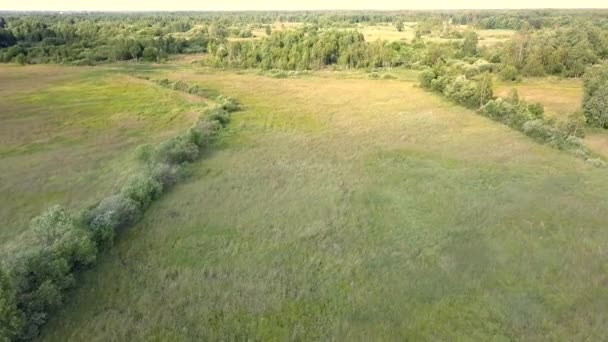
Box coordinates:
[419,67,601,164]
[0,83,240,341]
[205,27,405,70]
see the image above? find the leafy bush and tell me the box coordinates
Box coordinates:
[11,206,96,339]
[216,95,240,112]
[583,65,608,128]
[418,68,436,88]
[186,119,221,148]
[149,163,181,188]
[206,107,231,126]
[0,265,22,342]
[557,112,586,138]
[120,174,163,209]
[499,65,521,82]
[87,195,142,246]
[154,135,200,165]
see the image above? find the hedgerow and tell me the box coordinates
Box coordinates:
[419,67,603,165]
[0,88,240,341]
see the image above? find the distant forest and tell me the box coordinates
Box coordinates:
[0,10,607,74]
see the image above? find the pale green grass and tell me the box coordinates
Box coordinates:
[0,65,205,253]
[40,68,608,341]
[495,77,583,117]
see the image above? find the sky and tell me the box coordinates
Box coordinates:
[1,0,607,11]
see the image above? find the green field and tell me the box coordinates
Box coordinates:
[0,65,603,340]
[0,64,205,254]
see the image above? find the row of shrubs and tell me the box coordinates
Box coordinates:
[0,95,240,340]
[418,68,604,166]
[419,67,493,109]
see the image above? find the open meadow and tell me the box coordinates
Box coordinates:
[2,65,602,341]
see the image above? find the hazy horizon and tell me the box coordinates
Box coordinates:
[2,0,608,12]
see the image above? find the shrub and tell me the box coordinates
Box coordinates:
[0,265,22,342]
[528,102,544,118]
[367,72,380,79]
[149,163,181,188]
[87,195,142,246]
[499,65,521,82]
[586,158,607,168]
[120,174,163,209]
[154,135,200,165]
[186,119,221,148]
[418,68,436,88]
[135,144,155,163]
[206,107,231,126]
[522,119,554,141]
[444,75,479,108]
[558,112,586,138]
[382,74,397,80]
[430,75,452,93]
[216,95,240,112]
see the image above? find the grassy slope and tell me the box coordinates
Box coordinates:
[40,69,608,341]
[0,65,204,253]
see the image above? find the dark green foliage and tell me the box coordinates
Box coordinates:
[206,28,402,70]
[420,67,493,109]
[418,68,436,88]
[462,31,478,57]
[583,65,608,128]
[154,136,200,165]
[0,28,16,48]
[120,174,163,210]
[0,266,22,342]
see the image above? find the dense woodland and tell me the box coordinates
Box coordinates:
[2,9,608,341]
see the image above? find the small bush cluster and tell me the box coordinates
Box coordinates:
[153,78,214,98]
[420,67,493,109]
[0,91,241,341]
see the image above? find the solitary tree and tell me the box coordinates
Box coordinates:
[462,30,478,57]
[395,21,404,32]
[265,25,272,36]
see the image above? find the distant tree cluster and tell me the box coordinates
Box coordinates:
[491,25,608,78]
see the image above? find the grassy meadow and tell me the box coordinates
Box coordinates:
[0,64,206,253]
[4,66,602,340]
